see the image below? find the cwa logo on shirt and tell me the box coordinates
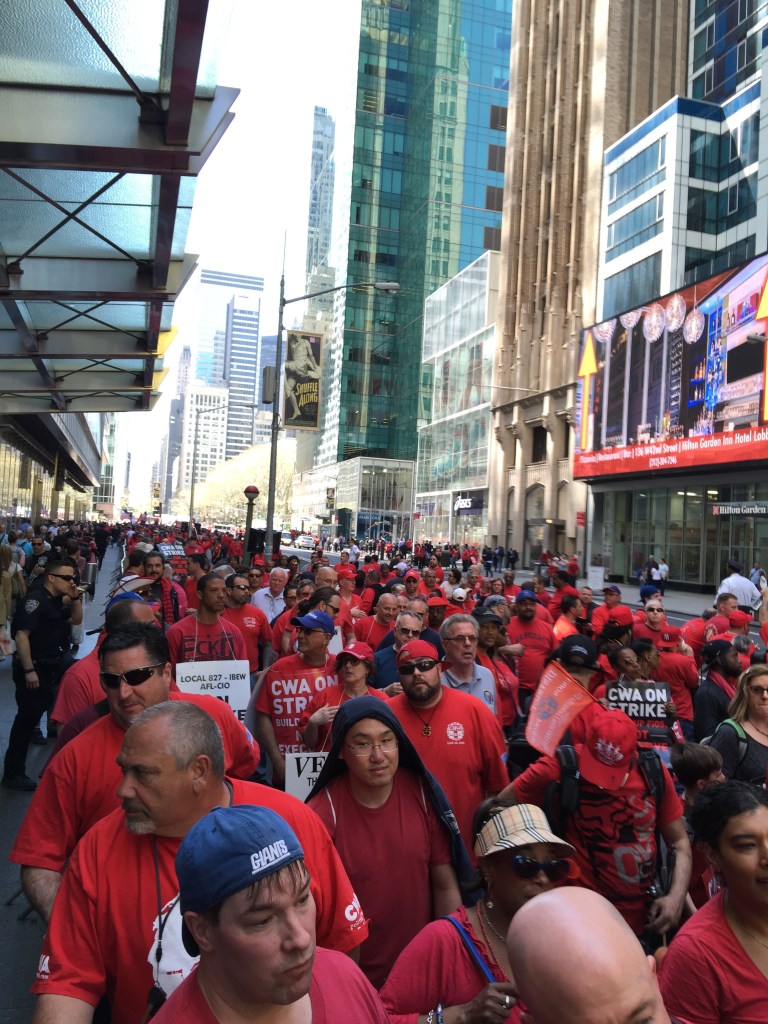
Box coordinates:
[446,721,465,743]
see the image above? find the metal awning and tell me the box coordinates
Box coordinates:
[0,0,236,413]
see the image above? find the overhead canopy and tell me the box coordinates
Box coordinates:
[0,0,237,414]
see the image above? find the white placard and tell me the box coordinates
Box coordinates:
[176,659,251,724]
[284,751,328,802]
[587,566,605,591]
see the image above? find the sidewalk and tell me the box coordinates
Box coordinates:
[0,543,121,1023]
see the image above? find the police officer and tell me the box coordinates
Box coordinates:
[2,557,83,791]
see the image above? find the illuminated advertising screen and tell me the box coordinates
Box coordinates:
[574,253,768,478]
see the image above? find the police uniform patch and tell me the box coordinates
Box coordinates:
[24,598,40,613]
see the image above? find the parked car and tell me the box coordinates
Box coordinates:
[281,531,294,547]
[296,534,316,550]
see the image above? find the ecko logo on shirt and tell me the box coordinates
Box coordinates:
[446,721,465,742]
[251,839,290,873]
[37,955,50,980]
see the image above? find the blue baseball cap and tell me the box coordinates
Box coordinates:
[177,806,305,956]
[516,589,538,602]
[639,584,660,601]
[290,610,335,635]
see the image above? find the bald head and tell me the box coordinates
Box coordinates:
[315,566,338,588]
[506,889,670,1024]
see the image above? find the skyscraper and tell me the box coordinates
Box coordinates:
[306,106,336,279]
[303,0,511,534]
[487,0,690,562]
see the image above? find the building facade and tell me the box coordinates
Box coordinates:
[306,106,336,278]
[690,0,766,103]
[414,251,499,544]
[487,0,690,566]
[177,384,229,492]
[300,0,511,533]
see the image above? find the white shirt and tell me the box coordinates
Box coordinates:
[717,572,761,609]
[250,588,286,622]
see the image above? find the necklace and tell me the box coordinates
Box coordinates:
[748,719,768,740]
[479,898,507,943]
[410,703,440,737]
[475,903,509,980]
[727,894,768,952]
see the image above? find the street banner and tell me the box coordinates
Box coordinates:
[526,661,596,756]
[283,331,323,430]
[176,659,251,724]
[285,751,328,802]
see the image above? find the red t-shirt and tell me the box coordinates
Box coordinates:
[221,604,271,673]
[270,604,296,654]
[660,890,768,1023]
[387,688,508,854]
[50,644,102,726]
[477,651,519,727]
[380,905,521,1024]
[505,617,556,690]
[547,585,579,620]
[9,693,259,873]
[183,576,200,611]
[254,653,337,756]
[298,684,388,751]
[152,948,390,1023]
[166,615,247,666]
[553,616,579,643]
[656,651,698,720]
[633,621,664,646]
[32,781,369,1024]
[591,603,631,637]
[353,616,393,649]
[513,751,682,934]
[309,772,452,988]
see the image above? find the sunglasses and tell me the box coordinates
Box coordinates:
[99,663,166,689]
[646,606,664,612]
[50,573,77,582]
[506,854,572,882]
[399,659,438,675]
[396,626,421,637]
[231,584,250,591]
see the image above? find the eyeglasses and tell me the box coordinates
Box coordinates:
[505,854,573,882]
[50,573,77,582]
[345,738,398,756]
[327,604,341,614]
[445,635,478,645]
[749,684,768,698]
[396,626,421,637]
[99,663,165,689]
[297,626,325,635]
[646,606,664,612]
[231,584,250,591]
[399,659,438,675]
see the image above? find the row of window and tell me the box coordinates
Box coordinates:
[689,115,759,182]
[684,236,755,286]
[608,137,666,215]
[687,172,757,233]
[605,193,664,261]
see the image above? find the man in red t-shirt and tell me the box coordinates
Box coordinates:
[504,709,691,940]
[183,553,208,611]
[548,571,580,620]
[221,572,271,675]
[387,640,508,854]
[30,702,368,1024]
[255,610,338,788]
[505,589,556,693]
[308,699,460,987]
[11,622,259,925]
[166,573,248,667]
[591,585,625,637]
[353,591,398,648]
[655,627,699,733]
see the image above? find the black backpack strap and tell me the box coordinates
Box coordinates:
[545,744,580,837]
[637,748,665,808]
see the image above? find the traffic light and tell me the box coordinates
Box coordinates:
[153,503,162,516]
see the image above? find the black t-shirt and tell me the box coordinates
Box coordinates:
[11,585,72,658]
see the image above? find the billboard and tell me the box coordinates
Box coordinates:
[574,253,768,478]
[283,331,323,430]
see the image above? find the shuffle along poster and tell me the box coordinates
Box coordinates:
[283,331,323,430]
[574,252,768,479]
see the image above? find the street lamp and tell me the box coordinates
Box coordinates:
[243,484,260,565]
[188,401,227,532]
[264,277,400,557]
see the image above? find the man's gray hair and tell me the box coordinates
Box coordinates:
[128,700,225,778]
[439,613,479,641]
[396,610,422,629]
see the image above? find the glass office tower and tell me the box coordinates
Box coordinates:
[315,0,511,470]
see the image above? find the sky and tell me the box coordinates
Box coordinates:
[121,0,360,505]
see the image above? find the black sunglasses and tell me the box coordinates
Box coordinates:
[506,854,572,882]
[399,659,438,675]
[99,663,166,690]
[50,573,77,582]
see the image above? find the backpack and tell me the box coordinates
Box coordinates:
[702,718,748,770]
[544,744,667,840]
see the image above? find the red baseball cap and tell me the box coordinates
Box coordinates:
[335,566,357,581]
[728,609,753,628]
[404,570,420,581]
[657,626,681,649]
[334,641,374,670]
[705,614,731,640]
[427,595,448,607]
[396,639,439,666]
[580,710,638,790]
[606,605,634,628]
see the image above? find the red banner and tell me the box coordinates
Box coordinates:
[574,424,768,479]
[525,662,596,756]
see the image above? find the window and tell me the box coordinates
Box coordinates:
[488,144,505,172]
[484,226,502,250]
[738,38,748,70]
[531,427,547,464]
[608,138,666,213]
[728,182,739,215]
[490,105,507,132]
[485,186,504,212]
